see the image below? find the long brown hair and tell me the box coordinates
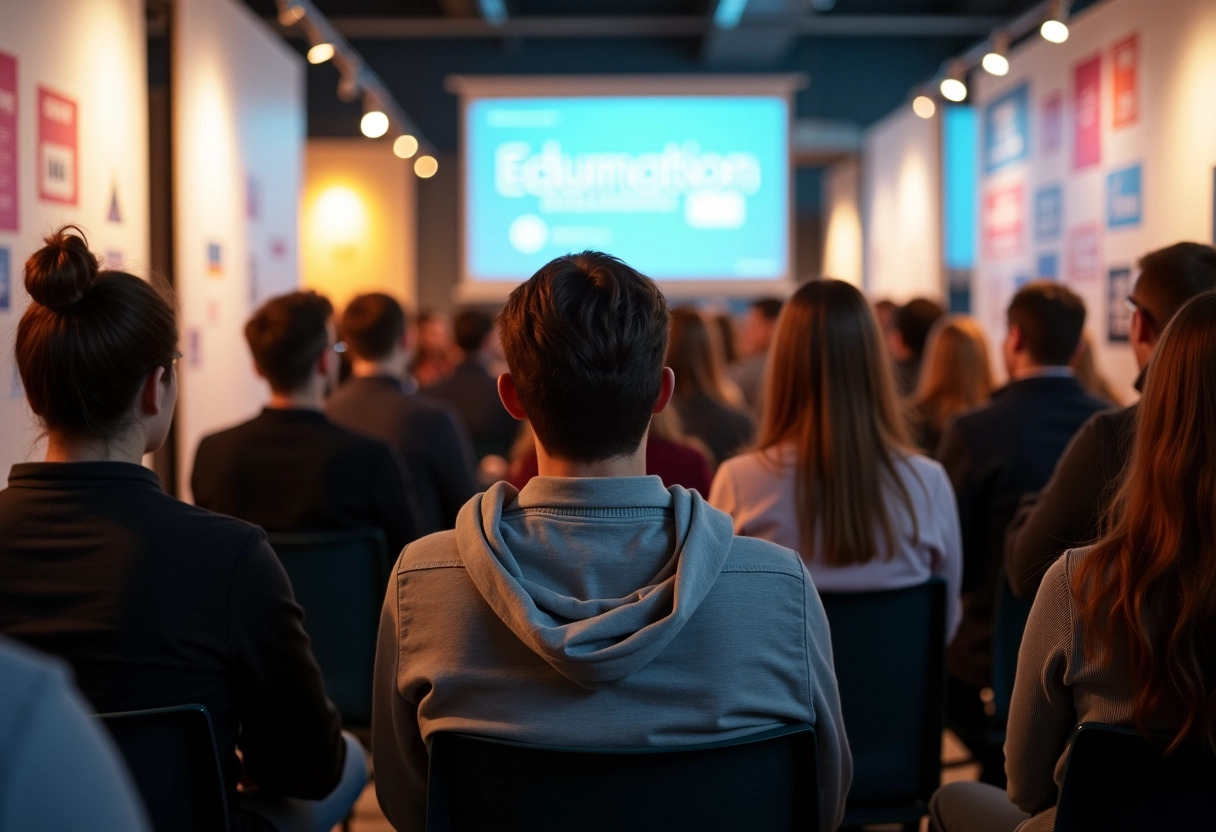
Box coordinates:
[912,315,994,435]
[1073,290,1216,753]
[667,307,742,406]
[759,279,918,565]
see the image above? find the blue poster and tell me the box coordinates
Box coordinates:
[0,246,9,310]
[1035,186,1063,242]
[1107,164,1143,228]
[1038,252,1059,280]
[984,83,1031,174]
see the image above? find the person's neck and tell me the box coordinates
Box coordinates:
[535,434,650,478]
[350,357,403,379]
[45,431,146,464]
[1010,361,1072,381]
[268,389,324,410]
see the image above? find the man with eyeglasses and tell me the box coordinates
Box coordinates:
[1004,242,1216,601]
[191,290,423,557]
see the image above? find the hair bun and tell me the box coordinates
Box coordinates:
[24,226,100,309]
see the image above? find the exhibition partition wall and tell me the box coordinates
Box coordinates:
[0,0,150,476]
[173,0,305,499]
[972,0,1216,399]
[820,156,863,287]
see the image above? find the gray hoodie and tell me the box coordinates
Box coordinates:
[372,475,852,831]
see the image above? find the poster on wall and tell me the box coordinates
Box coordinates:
[985,84,1031,174]
[0,247,10,311]
[1073,55,1102,170]
[1038,252,1059,280]
[983,182,1025,260]
[1108,266,1132,342]
[1107,164,1143,229]
[37,87,78,206]
[1035,185,1063,242]
[1112,34,1139,129]
[0,52,17,231]
[1067,224,1101,282]
[1040,92,1063,157]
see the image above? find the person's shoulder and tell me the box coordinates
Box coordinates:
[395,529,463,573]
[721,533,806,580]
[196,414,260,450]
[149,492,268,554]
[895,449,951,487]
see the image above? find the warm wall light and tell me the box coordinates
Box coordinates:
[361,110,389,138]
[414,155,439,178]
[393,135,419,159]
[314,185,367,246]
[1041,0,1070,43]
[307,43,335,64]
[912,95,937,119]
[940,77,967,103]
[982,33,1010,76]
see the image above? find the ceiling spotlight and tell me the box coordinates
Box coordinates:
[912,95,937,119]
[307,43,335,64]
[393,135,419,159]
[277,4,305,26]
[940,76,967,103]
[361,110,389,139]
[982,33,1010,76]
[414,155,439,179]
[1041,0,1070,43]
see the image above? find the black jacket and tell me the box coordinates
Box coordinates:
[423,359,519,461]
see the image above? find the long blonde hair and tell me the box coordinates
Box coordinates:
[1074,290,1216,753]
[759,279,918,566]
[912,315,995,435]
[667,307,743,406]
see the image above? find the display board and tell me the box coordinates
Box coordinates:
[453,76,795,300]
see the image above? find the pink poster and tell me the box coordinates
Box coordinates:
[0,53,17,231]
[1112,34,1139,129]
[983,182,1026,260]
[1067,224,1101,282]
[38,87,78,205]
[1041,92,1063,156]
[1073,55,1102,170]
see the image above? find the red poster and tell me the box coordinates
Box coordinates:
[1041,92,1063,156]
[983,182,1025,260]
[1073,55,1102,170]
[38,87,78,205]
[1112,34,1139,129]
[0,53,16,231]
[1067,224,1101,282]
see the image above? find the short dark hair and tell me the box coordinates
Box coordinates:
[453,309,495,353]
[1006,281,1086,366]
[16,226,178,438]
[895,298,945,358]
[245,291,333,393]
[499,251,671,462]
[1134,242,1216,337]
[751,297,784,321]
[342,293,406,361]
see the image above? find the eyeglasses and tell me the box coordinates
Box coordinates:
[1124,296,1155,331]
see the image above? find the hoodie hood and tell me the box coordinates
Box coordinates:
[455,476,735,689]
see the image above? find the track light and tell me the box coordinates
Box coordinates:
[278,4,304,26]
[393,135,419,159]
[414,156,439,179]
[940,65,967,103]
[912,95,937,119]
[982,33,1010,76]
[361,101,389,139]
[1041,0,1070,43]
[307,43,334,64]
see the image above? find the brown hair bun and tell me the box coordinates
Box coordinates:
[24,226,99,309]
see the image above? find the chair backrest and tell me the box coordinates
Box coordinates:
[426,724,819,832]
[990,575,1032,725]
[98,704,230,832]
[1055,722,1216,832]
[266,527,389,728]
[818,578,946,822]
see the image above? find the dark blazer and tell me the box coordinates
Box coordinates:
[937,374,1108,686]
[191,408,421,556]
[0,462,344,830]
[326,376,478,534]
[1003,403,1137,600]
[423,358,519,462]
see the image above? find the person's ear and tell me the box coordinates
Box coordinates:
[139,366,168,417]
[497,372,528,421]
[316,348,331,377]
[1008,324,1025,353]
[652,367,675,414]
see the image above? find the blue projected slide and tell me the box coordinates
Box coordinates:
[465,96,789,283]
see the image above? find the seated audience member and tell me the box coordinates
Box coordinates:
[710,280,963,640]
[714,310,740,365]
[423,308,519,463]
[408,310,456,388]
[0,636,150,832]
[1005,242,1216,600]
[727,297,783,410]
[890,298,946,397]
[327,293,477,534]
[372,251,851,832]
[1071,331,1123,405]
[666,307,754,467]
[0,229,365,832]
[938,281,1108,785]
[507,406,714,494]
[906,315,995,456]
[930,289,1216,832]
[191,291,420,555]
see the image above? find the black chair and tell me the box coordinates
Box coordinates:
[1054,722,1216,831]
[98,704,230,832]
[426,723,819,832]
[818,577,946,830]
[267,527,390,730]
[990,575,1032,726]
